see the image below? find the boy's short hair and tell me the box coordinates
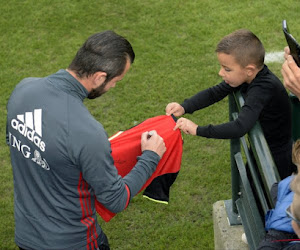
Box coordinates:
[216,29,265,69]
[291,140,300,220]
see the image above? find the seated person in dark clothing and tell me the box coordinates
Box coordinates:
[257,140,300,250]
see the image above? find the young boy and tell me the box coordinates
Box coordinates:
[166,29,296,179]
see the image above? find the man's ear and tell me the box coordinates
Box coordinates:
[92,72,107,86]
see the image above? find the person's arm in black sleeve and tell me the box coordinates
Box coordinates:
[181,81,234,114]
[196,105,258,138]
[196,83,272,139]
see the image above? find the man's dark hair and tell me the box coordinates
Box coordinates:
[68,30,135,81]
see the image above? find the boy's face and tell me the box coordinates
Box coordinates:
[217,52,250,87]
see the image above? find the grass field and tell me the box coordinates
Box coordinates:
[1,1,300,249]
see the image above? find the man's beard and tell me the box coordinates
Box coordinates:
[87,81,109,99]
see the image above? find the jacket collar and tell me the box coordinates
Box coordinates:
[48,69,89,101]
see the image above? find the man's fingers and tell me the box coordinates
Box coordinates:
[141,131,149,141]
[284,46,290,60]
[284,57,297,86]
[147,130,157,139]
[288,55,296,67]
[284,46,290,54]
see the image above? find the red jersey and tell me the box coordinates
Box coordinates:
[95,115,183,222]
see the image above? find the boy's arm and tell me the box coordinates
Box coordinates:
[196,84,271,139]
[196,106,258,138]
[181,81,233,114]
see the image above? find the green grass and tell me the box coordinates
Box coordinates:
[1,0,300,249]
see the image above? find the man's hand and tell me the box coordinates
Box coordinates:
[281,46,300,99]
[165,102,185,117]
[173,117,197,135]
[283,46,290,60]
[141,130,166,159]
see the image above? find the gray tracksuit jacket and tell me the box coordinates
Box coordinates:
[6,69,160,249]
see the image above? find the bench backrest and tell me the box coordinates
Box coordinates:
[227,91,281,250]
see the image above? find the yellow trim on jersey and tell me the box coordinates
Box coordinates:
[142,195,168,205]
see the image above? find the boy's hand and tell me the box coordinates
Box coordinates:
[165,102,185,116]
[173,117,197,135]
